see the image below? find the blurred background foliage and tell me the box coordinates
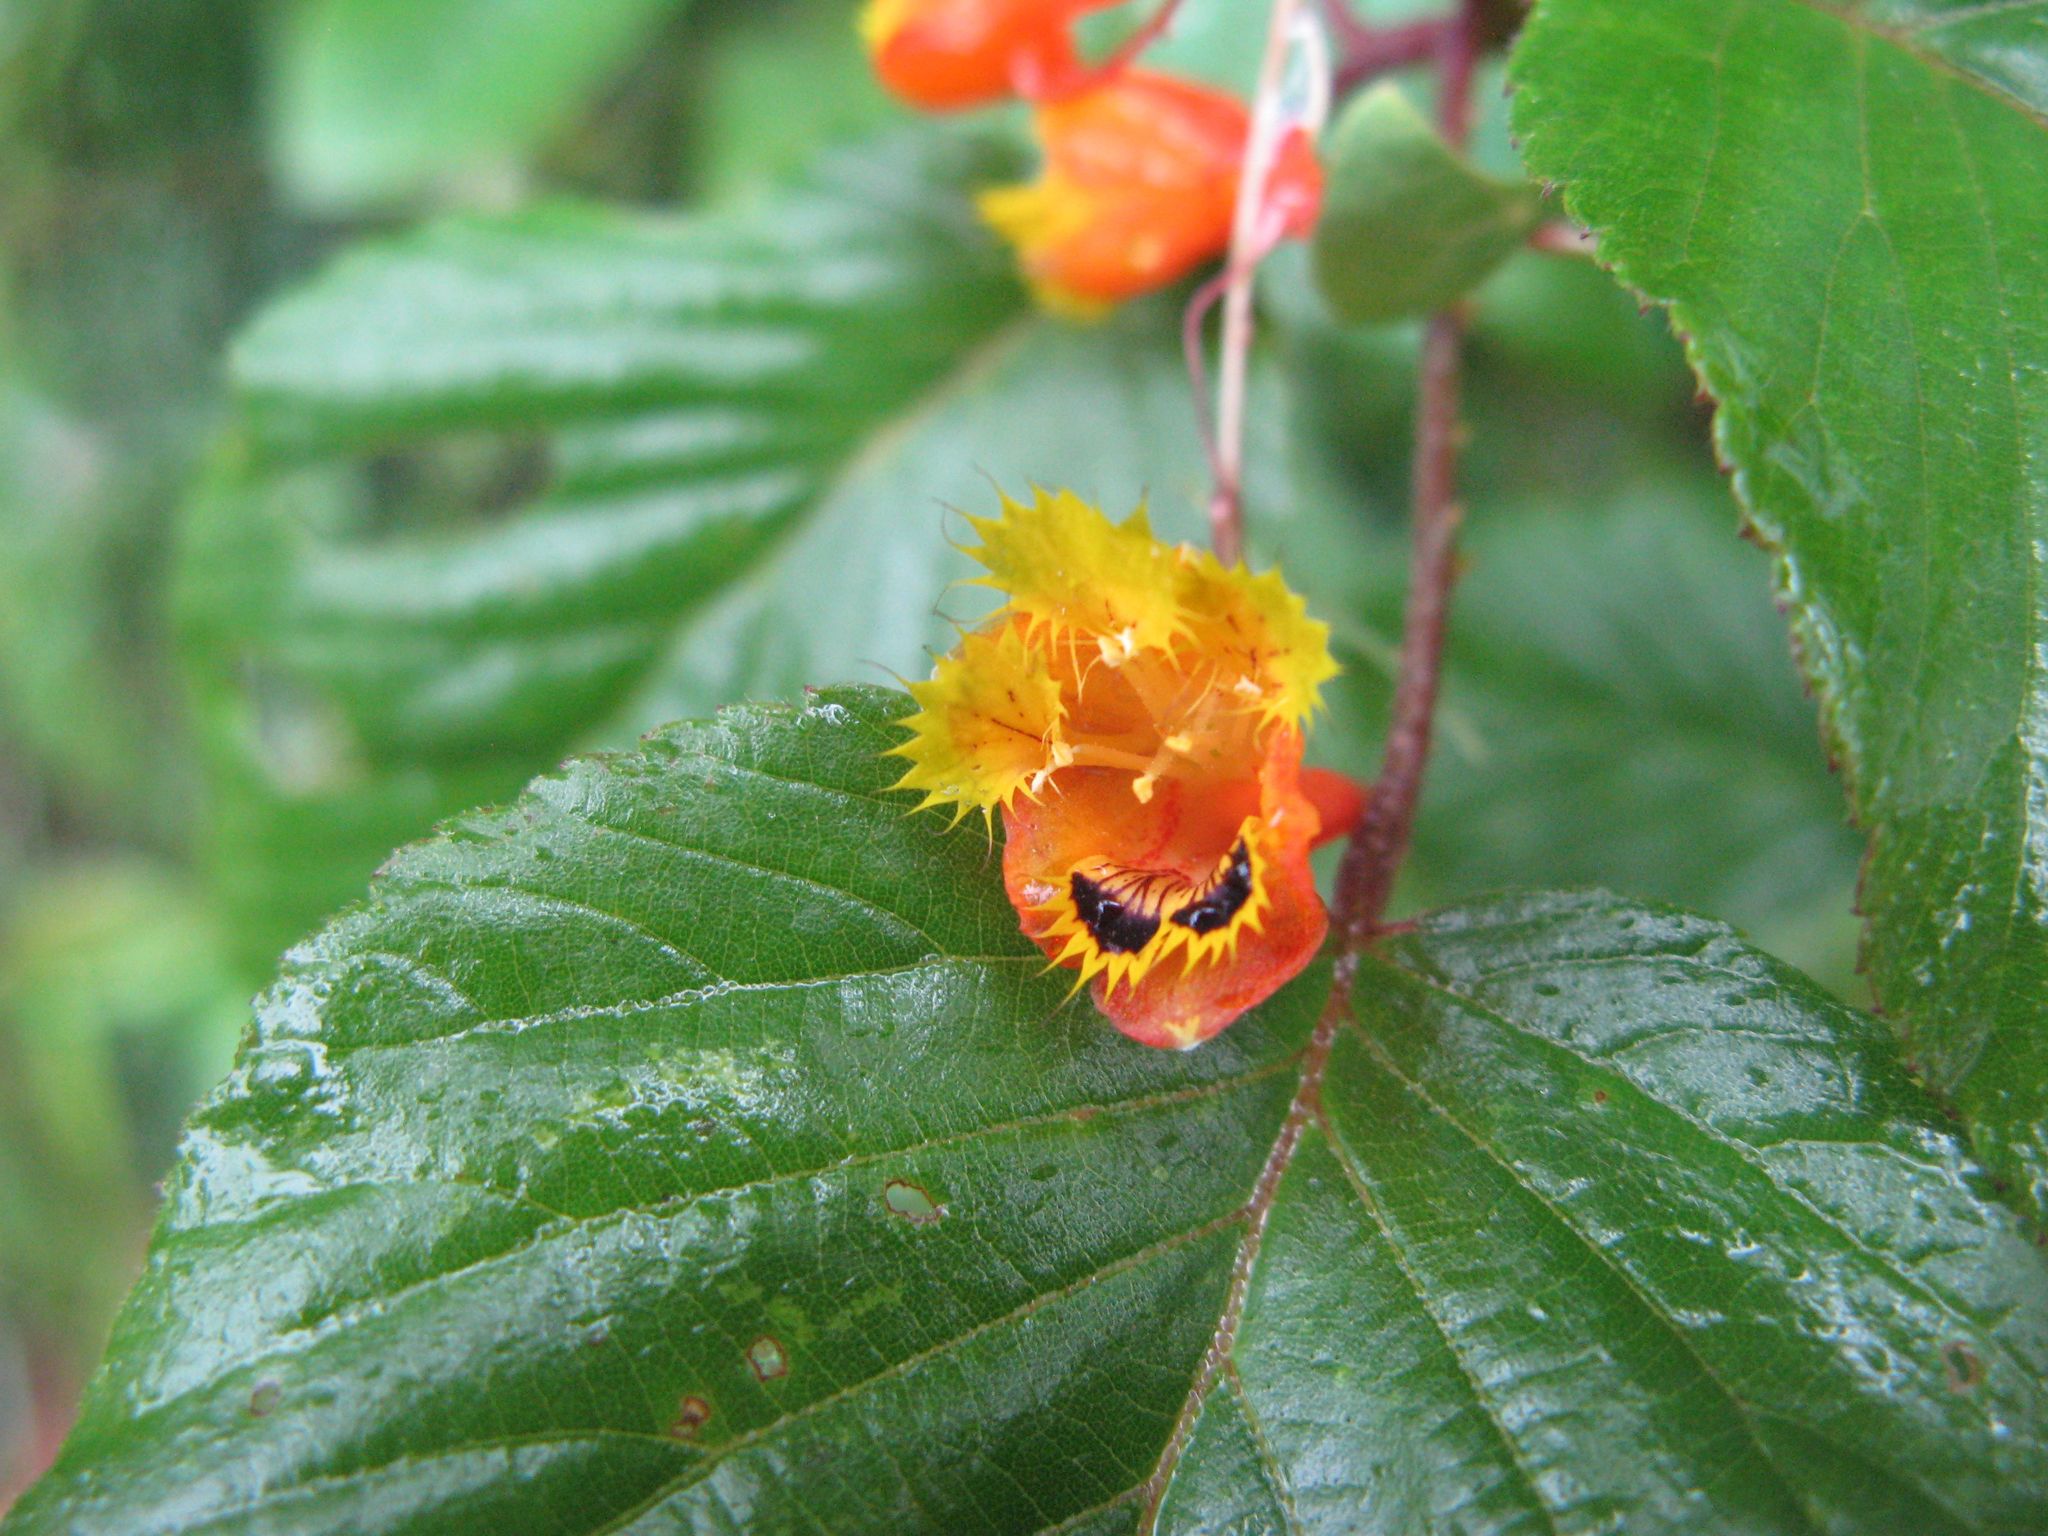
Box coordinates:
[0,0,1861,1505]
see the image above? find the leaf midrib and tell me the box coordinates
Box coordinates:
[1318,1127,1566,1536]
[309,954,1043,1064]
[1934,57,2047,1020]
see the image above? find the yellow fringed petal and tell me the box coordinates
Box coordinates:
[888,624,1070,818]
[1174,552,1339,729]
[1021,812,1277,1002]
[961,487,1190,661]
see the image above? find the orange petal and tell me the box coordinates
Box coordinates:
[1266,125,1325,241]
[862,0,1113,111]
[979,71,1247,308]
[1001,725,1328,1050]
[979,71,1327,310]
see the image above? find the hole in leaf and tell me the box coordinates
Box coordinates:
[668,1396,713,1438]
[747,1336,789,1382]
[358,431,550,540]
[1944,1342,1985,1394]
[884,1179,946,1224]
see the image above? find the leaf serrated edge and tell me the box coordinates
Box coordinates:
[1504,0,2048,1235]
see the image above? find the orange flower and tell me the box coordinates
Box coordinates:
[890,489,1364,1049]
[860,0,1117,111]
[978,70,1325,314]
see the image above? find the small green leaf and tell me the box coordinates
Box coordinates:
[271,0,687,210]
[1312,82,1543,324]
[9,692,2044,1531]
[1511,0,2048,1222]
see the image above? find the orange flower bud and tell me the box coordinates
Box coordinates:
[978,70,1325,313]
[860,0,1117,111]
[891,488,1364,1050]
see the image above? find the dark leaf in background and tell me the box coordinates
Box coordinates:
[7,690,2042,1532]
[190,130,1023,965]
[1333,468,1865,993]
[1514,0,2048,1222]
[270,0,693,210]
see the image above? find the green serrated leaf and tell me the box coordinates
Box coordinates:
[1511,0,2048,1222]
[271,0,689,210]
[9,689,2044,1532]
[1312,82,1543,325]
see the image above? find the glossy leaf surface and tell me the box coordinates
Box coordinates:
[11,689,2043,1533]
[1512,0,2048,1220]
[1313,82,1541,324]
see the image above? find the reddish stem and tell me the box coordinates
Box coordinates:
[1088,0,1187,82]
[1138,12,1487,1524]
[1332,0,1481,942]
[1,1346,76,1514]
[1433,2,1477,146]
[1326,10,1453,94]
[1203,0,1305,566]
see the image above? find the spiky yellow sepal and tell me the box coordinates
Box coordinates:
[887,624,1069,821]
[1176,554,1339,730]
[960,487,1192,663]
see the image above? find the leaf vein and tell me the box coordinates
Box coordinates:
[585,1213,1243,1536]
[1317,1112,1565,1536]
